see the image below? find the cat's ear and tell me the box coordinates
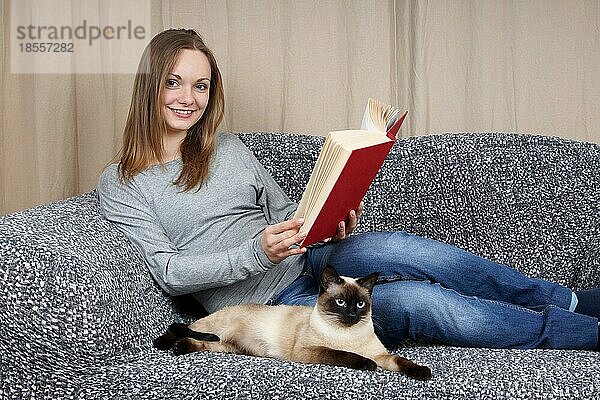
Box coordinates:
[320,265,343,294]
[357,272,380,295]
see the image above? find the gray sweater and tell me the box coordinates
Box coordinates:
[97,133,305,313]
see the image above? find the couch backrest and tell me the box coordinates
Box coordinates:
[239,132,600,289]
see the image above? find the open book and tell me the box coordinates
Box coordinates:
[293,98,407,247]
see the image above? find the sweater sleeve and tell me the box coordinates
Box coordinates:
[97,165,279,297]
[235,137,298,224]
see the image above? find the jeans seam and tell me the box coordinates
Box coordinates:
[480,298,542,315]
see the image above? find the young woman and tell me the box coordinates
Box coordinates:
[98,29,600,350]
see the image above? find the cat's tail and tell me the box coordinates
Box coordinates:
[153,322,220,350]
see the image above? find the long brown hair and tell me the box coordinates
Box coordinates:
[117,29,224,191]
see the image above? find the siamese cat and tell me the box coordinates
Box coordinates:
[154,266,432,381]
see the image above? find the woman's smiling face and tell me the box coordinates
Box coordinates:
[162,49,211,137]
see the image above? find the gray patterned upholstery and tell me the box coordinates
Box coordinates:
[1,132,598,399]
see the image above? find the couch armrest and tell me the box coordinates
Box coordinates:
[0,192,180,368]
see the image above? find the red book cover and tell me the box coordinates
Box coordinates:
[299,139,396,247]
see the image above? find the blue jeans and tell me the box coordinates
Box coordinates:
[270,232,599,349]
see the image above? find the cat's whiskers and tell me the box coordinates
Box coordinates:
[321,310,370,327]
[371,313,385,332]
[321,311,343,325]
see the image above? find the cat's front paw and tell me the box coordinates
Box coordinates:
[405,364,432,381]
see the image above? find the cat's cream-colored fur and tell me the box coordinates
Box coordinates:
[160,267,431,380]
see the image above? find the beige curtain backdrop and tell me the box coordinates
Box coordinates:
[1,0,599,215]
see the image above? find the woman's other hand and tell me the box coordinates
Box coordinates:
[325,201,364,243]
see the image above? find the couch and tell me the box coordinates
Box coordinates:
[1,132,599,399]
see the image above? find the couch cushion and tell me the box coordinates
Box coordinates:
[3,342,599,399]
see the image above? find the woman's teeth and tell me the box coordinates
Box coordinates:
[172,109,193,115]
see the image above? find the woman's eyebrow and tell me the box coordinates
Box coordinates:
[169,73,210,82]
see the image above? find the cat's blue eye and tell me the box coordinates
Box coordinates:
[335,299,345,307]
[357,301,366,309]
